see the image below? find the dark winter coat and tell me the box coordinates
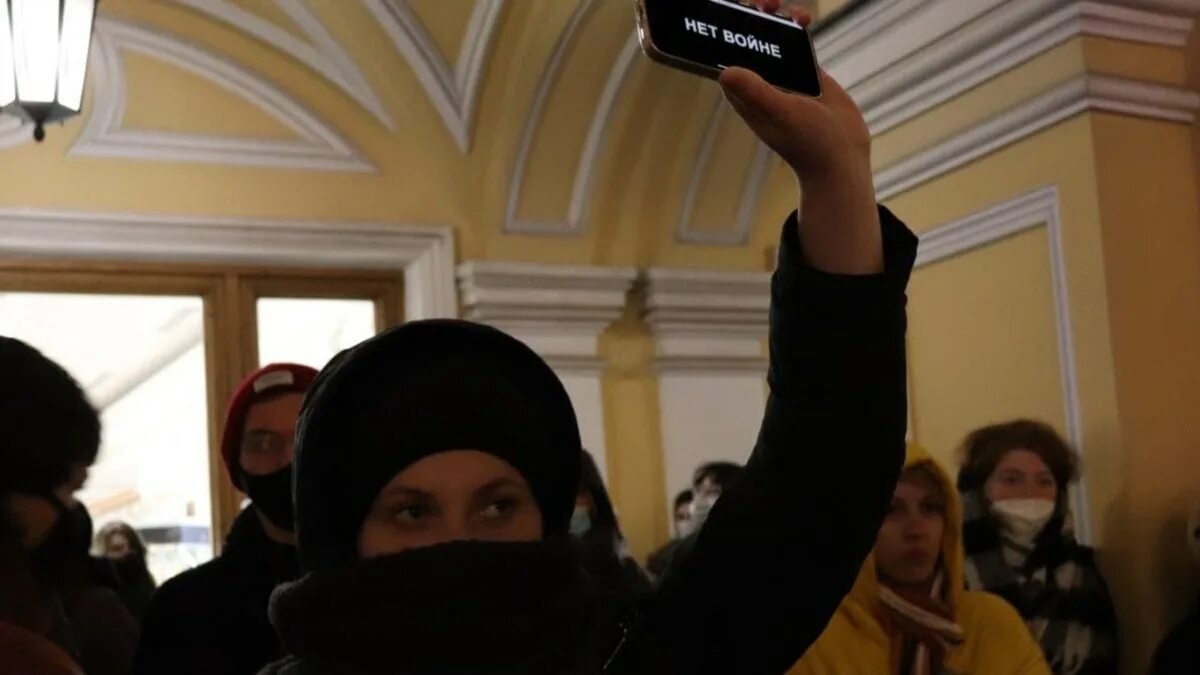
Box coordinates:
[961,493,1118,675]
[1151,596,1200,675]
[133,508,298,675]
[260,206,916,675]
[105,555,157,624]
[575,450,653,601]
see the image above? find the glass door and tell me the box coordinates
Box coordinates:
[0,273,223,583]
[0,264,405,580]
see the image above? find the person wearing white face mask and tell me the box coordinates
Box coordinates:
[645,490,695,582]
[956,420,1118,675]
[688,461,744,532]
[645,462,744,586]
[568,450,651,600]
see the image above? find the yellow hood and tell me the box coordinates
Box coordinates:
[788,444,1052,675]
[845,443,965,616]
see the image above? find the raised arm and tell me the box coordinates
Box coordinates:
[622,5,917,673]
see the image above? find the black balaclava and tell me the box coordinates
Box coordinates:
[293,319,583,573]
[30,496,90,584]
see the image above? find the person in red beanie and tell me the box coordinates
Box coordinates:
[133,363,317,675]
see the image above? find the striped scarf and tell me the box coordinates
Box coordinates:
[960,491,1119,675]
[878,573,964,675]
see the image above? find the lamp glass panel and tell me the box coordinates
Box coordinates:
[11,0,60,104]
[0,2,16,107]
[58,0,96,111]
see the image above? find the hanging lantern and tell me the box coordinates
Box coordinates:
[0,0,99,142]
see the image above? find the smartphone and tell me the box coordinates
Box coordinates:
[635,0,822,98]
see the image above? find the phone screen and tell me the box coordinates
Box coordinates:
[640,0,821,97]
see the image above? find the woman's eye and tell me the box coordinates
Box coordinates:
[482,498,517,518]
[1002,475,1021,485]
[921,502,945,515]
[393,504,429,523]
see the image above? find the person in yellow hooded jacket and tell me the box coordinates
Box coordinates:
[789,444,1050,675]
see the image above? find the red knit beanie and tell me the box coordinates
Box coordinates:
[220,363,319,490]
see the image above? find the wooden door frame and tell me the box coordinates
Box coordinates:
[0,260,405,554]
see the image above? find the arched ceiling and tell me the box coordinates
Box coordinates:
[0,0,824,270]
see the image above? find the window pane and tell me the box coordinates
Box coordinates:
[256,298,377,368]
[0,292,212,582]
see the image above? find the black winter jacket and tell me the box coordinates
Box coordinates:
[261,207,916,675]
[133,508,298,675]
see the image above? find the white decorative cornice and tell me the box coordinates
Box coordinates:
[687,0,1198,241]
[504,28,641,236]
[0,208,458,320]
[876,73,1200,199]
[457,261,638,372]
[0,115,29,149]
[169,0,394,129]
[642,268,772,373]
[363,0,504,153]
[675,98,773,246]
[71,17,374,172]
[818,0,1199,135]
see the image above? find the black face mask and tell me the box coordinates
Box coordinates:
[30,496,88,585]
[270,538,607,674]
[244,464,295,532]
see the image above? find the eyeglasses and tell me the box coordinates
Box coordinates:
[240,430,293,457]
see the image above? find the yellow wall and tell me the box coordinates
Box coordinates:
[0,0,783,272]
[1092,110,1200,669]
[600,309,668,562]
[883,33,1200,673]
[4,3,1200,669]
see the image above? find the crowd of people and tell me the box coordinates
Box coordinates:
[8,340,1200,675]
[1,4,1198,673]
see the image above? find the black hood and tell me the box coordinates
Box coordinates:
[293,320,583,573]
[579,450,620,536]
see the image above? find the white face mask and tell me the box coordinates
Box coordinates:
[991,498,1056,547]
[675,516,698,539]
[569,507,592,538]
[690,493,719,530]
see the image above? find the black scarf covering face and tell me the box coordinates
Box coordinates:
[268,538,625,675]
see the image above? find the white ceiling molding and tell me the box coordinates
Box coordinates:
[505,29,641,236]
[0,115,30,150]
[457,260,637,373]
[913,185,1091,543]
[363,0,504,153]
[642,268,771,373]
[875,73,1200,199]
[675,96,774,246]
[169,0,394,129]
[0,208,458,320]
[817,0,1199,136]
[700,0,1197,247]
[504,0,598,235]
[71,17,375,172]
[457,259,635,482]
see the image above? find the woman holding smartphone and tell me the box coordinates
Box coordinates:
[260,3,915,673]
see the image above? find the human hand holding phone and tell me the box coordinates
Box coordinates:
[636,0,822,97]
[721,1,883,276]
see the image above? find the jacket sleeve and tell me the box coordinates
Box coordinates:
[975,594,1054,675]
[131,578,214,675]
[1074,556,1120,675]
[70,588,138,675]
[1013,625,1055,675]
[624,207,916,674]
